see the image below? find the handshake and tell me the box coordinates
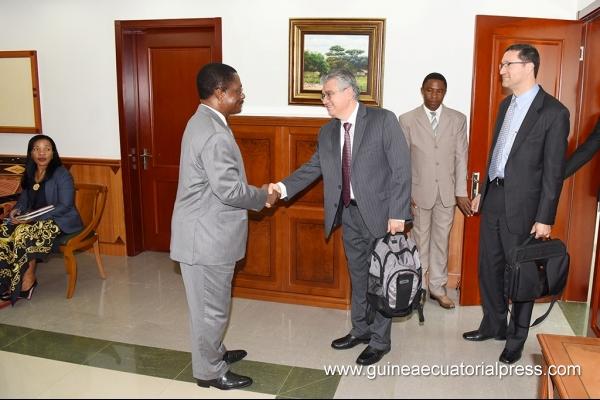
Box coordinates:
[261,183,282,208]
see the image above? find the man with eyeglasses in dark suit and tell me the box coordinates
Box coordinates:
[462,44,570,365]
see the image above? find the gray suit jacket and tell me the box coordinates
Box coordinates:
[399,105,468,208]
[170,105,267,265]
[283,103,411,238]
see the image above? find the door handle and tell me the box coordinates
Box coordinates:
[471,172,480,199]
[140,148,152,170]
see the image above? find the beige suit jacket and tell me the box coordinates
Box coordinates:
[399,105,468,209]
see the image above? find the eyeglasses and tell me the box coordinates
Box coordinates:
[498,61,529,70]
[321,86,348,100]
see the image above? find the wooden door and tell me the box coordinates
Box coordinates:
[116,19,222,254]
[582,7,600,336]
[460,16,583,305]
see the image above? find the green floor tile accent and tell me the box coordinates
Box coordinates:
[0,323,341,398]
[3,328,109,364]
[558,301,588,336]
[0,323,33,348]
[277,366,340,398]
[85,341,192,379]
[230,359,293,394]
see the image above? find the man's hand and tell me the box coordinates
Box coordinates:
[263,183,280,208]
[531,222,552,240]
[387,219,405,235]
[470,194,481,214]
[456,196,473,217]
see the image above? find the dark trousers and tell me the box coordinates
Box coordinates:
[341,202,391,351]
[478,183,534,352]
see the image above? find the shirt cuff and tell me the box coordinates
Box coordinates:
[276,182,288,199]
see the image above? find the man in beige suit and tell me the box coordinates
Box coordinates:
[399,72,471,309]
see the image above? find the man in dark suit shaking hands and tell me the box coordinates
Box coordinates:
[462,44,570,364]
[269,69,411,365]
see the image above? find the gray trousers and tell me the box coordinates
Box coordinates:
[342,203,392,351]
[180,262,234,380]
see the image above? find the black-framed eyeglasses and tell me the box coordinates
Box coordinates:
[498,61,529,70]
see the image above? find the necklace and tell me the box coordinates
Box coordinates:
[33,170,46,191]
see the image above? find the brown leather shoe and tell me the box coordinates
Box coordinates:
[429,293,455,309]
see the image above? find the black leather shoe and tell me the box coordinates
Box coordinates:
[331,333,370,350]
[223,349,247,364]
[462,329,506,341]
[196,371,252,390]
[356,345,390,365]
[499,348,522,364]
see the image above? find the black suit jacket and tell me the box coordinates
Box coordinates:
[480,87,570,234]
[565,117,600,178]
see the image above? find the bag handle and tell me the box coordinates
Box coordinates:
[382,231,408,244]
[508,294,561,329]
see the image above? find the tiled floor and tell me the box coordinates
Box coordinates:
[0,251,585,398]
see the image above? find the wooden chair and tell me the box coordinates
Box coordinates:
[55,183,108,298]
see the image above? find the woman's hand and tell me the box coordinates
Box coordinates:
[8,208,24,224]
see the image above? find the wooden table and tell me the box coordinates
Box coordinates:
[0,156,25,217]
[537,333,600,398]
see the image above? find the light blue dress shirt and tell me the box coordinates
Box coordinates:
[496,84,540,178]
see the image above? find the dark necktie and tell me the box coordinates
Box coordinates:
[342,122,352,207]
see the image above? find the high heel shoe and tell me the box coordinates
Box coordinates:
[19,280,38,300]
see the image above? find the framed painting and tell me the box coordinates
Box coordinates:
[0,50,42,133]
[289,18,385,106]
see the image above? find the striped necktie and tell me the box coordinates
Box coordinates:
[430,111,438,135]
[488,97,517,180]
[342,122,352,207]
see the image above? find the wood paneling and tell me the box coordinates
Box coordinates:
[62,158,126,256]
[229,115,351,309]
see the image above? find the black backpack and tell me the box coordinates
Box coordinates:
[367,233,426,323]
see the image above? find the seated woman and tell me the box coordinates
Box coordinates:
[0,135,83,305]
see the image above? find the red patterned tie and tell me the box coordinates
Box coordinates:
[342,122,352,207]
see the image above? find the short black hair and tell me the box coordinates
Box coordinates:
[21,134,63,189]
[505,43,540,78]
[422,72,447,89]
[196,63,238,100]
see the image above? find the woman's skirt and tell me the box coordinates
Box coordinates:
[0,220,62,304]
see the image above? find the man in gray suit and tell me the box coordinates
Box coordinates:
[170,63,278,390]
[269,69,411,366]
[399,73,470,309]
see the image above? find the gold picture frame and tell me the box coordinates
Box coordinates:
[0,50,42,133]
[289,18,385,107]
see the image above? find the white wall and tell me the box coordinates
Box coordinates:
[0,0,583,158]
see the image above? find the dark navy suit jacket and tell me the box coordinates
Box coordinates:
[15,165,83,234]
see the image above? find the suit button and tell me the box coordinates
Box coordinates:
[334,203,338,208]
[435,179,438,182]
[436,162,439,166]
[338,185,341,189]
